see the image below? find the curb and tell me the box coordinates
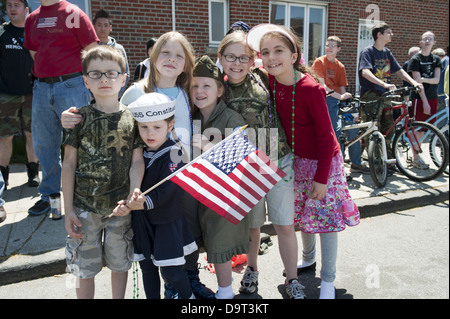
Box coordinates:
[1,184,448,286]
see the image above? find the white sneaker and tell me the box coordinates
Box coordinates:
[319,280,335,299]
[412,156,429,169]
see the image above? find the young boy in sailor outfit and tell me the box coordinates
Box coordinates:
[124,92,197,299]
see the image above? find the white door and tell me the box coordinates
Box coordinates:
[355,20,377,95]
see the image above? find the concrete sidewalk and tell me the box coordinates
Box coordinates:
[0,163,448,286]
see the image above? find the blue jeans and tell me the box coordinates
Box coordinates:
[31,76,90,201]
[342,114,362,167]
[326,96,343,156]
[0,170,4,207]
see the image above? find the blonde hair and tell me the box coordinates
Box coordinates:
[218,30,257,58]
[327,36,342,47]
[144,31,195,96]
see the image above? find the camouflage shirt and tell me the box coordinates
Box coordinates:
[224,68,291,162]
[64,104,143,216]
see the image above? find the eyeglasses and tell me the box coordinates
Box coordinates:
[325,43,338,48]
[86,70,123,79]
[422,37,434,42]
[222,54,252,63]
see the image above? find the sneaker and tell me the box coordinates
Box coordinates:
[186,268,215,299]
[28,199,50,215]
[346,172,353,182]
[0,206,6,223]
[412,157,429,169]
[26,162,40,187]
[282,260,316,277]
[239,266,259,294]
[350,163,370,173]
[285,279,306,299]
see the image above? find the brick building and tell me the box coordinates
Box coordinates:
[11,0,450,93]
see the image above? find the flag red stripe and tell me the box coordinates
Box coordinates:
[176,166,250,216]
[171,175,241,225]
[190,163,257,209]
[235,162,271,194]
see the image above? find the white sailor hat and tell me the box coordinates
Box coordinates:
[128,93,176,122]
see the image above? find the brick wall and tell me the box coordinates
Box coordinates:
[91,0,449,91]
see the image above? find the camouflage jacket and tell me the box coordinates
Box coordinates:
[64,104,143,216]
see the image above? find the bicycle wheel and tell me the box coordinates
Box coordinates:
[429,124,449,175]
[368,134,388,188]
[393,121,449,182]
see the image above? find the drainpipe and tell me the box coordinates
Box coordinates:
[172,0,176,31]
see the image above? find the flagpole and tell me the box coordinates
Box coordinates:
[109,125,248,217]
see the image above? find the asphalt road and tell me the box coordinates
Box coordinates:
[0,202,448,300]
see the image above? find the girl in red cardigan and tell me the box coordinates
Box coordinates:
[247,24,360,299]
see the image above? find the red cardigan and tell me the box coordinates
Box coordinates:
[270,73,340,184]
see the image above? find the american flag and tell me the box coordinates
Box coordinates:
[171,128,286,224]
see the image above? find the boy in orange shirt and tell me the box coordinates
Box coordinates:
[312,36,367,174]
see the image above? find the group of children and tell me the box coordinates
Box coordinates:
[61,24,360,300]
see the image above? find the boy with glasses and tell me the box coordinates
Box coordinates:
[62,45,144,299]
[408,31,442,122]
[312,36,368,175]
[407,31,442,169]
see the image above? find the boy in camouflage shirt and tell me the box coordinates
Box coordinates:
[62,46,144,299]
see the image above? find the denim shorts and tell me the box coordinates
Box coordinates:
[65,208,134,279]
[248,154,295,228]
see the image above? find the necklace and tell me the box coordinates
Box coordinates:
[272,68,297,182]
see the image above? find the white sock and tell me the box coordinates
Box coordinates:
[215,283,235,299]
[319,280,335,299]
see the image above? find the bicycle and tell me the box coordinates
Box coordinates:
[340,87,449,187]
[423,96,449,175]
[389,88,449,182]
[339,93,392,188]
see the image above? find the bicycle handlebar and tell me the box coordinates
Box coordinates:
[339,87,420,117]
[380,86,420,98]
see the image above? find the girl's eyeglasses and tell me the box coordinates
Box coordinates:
[222,54,252,63]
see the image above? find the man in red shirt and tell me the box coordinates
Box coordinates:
[24,0,98,215]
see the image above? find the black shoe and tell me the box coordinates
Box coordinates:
[186,268,215,299]
[26,162,40,187]
[0,165,9,190]
[28,199,50,215]
[346,173,353,182]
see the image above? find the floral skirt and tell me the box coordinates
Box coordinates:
[293,154,360,233]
